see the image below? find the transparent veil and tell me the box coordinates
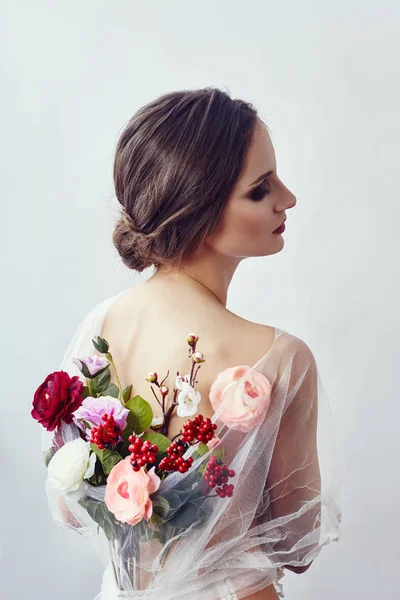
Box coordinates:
[41,292,341,600]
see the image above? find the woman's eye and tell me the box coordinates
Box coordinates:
[249,181,271,201]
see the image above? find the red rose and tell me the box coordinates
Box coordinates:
[31,370,84,432]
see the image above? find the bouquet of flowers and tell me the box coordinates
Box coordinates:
[32,333,272,592]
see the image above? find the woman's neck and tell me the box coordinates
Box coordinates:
[152,249,242,308]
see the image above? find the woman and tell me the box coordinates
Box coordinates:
[44,87,341,599]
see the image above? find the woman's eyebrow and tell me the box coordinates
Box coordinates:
[249,170,274,186]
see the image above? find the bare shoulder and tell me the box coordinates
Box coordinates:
[218,310,283,367]
[238,315,318,371]
[275,329,318,378]
[278,329,317,359]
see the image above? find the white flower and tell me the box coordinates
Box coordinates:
[175,373,191,390]
[151,416,163,427]
[177,383,201,417]
[47,438,96,493]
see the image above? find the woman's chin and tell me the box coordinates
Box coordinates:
[266,236,285,255]
[249,240,284,258]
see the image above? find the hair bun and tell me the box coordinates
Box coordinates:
[112,210,156,272]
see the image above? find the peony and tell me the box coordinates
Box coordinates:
[72,354,109,377]
[105,457,161,525]
[32,371,84,432]
[209,366,272,432]
[73,395,130,431]
[47,438,96,492]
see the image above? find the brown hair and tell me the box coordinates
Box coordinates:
[112,86,259,272]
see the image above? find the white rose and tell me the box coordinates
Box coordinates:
[47,438,96,493]
[151,416,163,427]
[177,383,201,417]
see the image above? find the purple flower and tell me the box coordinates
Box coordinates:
[72,354,109,377]
[72,395,130,431]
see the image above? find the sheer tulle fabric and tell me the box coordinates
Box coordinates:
[42,292,341,600]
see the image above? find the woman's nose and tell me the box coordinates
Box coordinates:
[287,189,297,209]
[281,182,297,209]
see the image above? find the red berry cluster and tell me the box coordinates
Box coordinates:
[181,414,218,444]
[204,456,235,498]
[128,435,158,471]
[158,439,194,473]
[90,414,121,450]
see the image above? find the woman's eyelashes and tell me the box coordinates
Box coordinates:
[249,180,271,201]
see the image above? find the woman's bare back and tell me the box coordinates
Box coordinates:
[100,278,276,441]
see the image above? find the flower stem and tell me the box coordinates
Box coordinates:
[106,352,125,406]
[159,396,178,437]
[87,379,93,397]
[150,385,163,408]
[189,357,196,387]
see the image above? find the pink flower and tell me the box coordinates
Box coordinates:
[105,457,161,526]
[72,354,109,377]
[209,366,272,432]
[73,395,129,431]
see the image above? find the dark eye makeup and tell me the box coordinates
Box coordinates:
[249,179,271,201]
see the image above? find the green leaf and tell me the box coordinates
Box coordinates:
[101,383,119,399]
[196,443,210,456]
[90,444,122,475]
[162,490,181,512]
[95,368,111,394]
[42,447,56,467]
[141,430,171,453]
[152,495,170,520]
[212,445,226,459]
[121,411,138,449]
[149,513,166,526]
[91,378,98,396]
[122,385,133,403]
[78,494,122,542]
[124,395,153,434]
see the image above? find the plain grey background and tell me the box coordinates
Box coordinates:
[2,1,399,598]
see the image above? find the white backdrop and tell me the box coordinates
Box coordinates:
[2,1,399,598]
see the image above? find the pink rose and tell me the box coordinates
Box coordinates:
[105,457,161,526]
[209,366,272,432]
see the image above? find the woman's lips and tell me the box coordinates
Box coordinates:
[273,221,286,234]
